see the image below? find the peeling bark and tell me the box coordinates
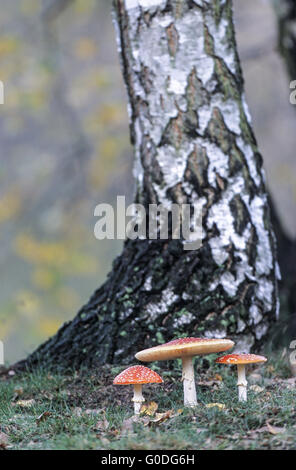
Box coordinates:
[20,0,279,370]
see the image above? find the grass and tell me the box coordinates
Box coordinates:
[0,353,296,450]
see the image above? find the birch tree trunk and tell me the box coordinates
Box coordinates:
[21,0,279,370]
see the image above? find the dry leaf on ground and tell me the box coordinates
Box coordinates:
[250,385,264,393]
[140,401,158,416]
[266,421,286,435]
[205,403,226,410]
[15,399,36,408]
[146,409,183,426]
[0,432,9,449]
[36,411,51,425]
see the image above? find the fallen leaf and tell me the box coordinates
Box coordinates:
[36,411,51,425]
[15,399,36,408]
[247,421,286,437]
[266,421,286,435]
[214,374,223,382]
[0,432,8,449]
[13,387,23,397]
[108,429,120,437]
[148,409,183,425]
[205,403,226,410]
[247,427,267,437]
[140,401,158,416]
[149,410,172,424]
[250,385,264,393]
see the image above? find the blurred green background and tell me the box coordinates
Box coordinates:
[0,0,295,363]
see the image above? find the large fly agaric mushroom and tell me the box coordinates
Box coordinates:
[113,365,163,415]
[216,353,267,402]
[135,337,234,407]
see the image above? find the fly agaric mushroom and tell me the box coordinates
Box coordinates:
[135,337,234,407]
[113,365,163,415]
[216,353,267,402]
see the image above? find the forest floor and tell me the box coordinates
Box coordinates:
[0,354,295,450]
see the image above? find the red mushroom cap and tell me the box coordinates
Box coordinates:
[135,337,234,362]
[113,365,163,385]
[216,353,267,365]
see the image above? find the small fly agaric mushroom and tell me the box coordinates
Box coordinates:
[135,337,234,407]
[216,353,267,402]
[113,365,163,415]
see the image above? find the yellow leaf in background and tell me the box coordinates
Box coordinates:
[88,104,126,133]
[74,0,95,14]
[14,235,68,267]
[21,90,46,110]
[89,68,110,89]
[205,403,226,410]
[101,137,119,159]
[0,64,15,82]
[140,401,158,417]
[70,253,97,275]
[20,0,39,15]
[38,317,62,337]
[0,315,14,339]
[0,190,22,223]
[89,137,128,190]
[75,38,97,60]
[32,268,56,290]
[16,290,40,317]
[55,287,79,311]
[0,37,19,58]
[15,234,97,275]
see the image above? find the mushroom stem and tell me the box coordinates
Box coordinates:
[237,364,248,402]
[132,384,145,415]
[182,356,197,407]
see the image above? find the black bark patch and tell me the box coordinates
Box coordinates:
[229,194,251,235]
[206,107,233,154]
